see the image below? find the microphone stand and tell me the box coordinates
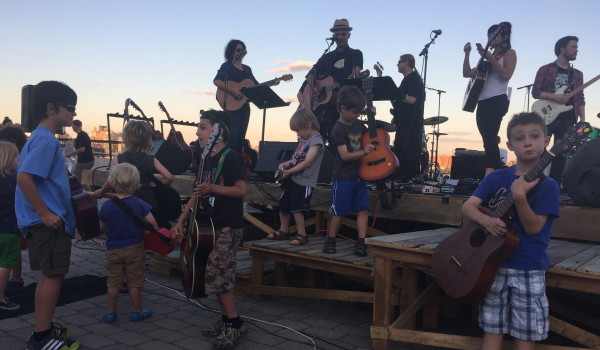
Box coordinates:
[307,39,336,110]
[424,87,446,181]
[517,83,533,112]
[419,31,440,100]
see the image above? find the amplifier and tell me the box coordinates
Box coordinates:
[451,154,486,180]
[454,148,485,157]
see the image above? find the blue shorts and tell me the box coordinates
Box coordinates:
[479,268,549,341]
[329,179,369,216]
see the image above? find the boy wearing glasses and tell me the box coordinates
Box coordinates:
[323,85,375,256]
[16,81,80,350]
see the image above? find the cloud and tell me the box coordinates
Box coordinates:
[282,95,298,103]
[268,60,315,73]
[275,59,291,65]
[179,88,214,95]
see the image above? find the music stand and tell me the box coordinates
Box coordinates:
[338,78,363,91]
[241,85,290,147]
[372,76,398,101]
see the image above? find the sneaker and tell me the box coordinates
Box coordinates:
[6,278,24,292]
[202,319,225,337]
[26,326,80,350]
[0,297,20,311]
[354,242,368,257]
[214,321,248,349]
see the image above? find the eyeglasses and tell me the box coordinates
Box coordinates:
[235,48,245,53]
[398,60,406,64]
[57,103,76,113]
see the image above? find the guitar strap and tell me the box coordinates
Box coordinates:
[110,197,173,246]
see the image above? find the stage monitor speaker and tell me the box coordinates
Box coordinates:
[254,141,333,184]
[563,139,600,207]
[21,85,35,132]
[451,154,486,180]
[151,140,191,175]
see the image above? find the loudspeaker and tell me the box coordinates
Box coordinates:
[21,85,35,132]
[254,141,333,184]
[563,139,600,207]
[151,140,191,175]
[451,154,486,180]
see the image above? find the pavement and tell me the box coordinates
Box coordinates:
[0,237,441,350]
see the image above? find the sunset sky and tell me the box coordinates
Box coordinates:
[1,0,599,163]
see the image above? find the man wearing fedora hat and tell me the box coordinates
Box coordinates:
[312,18,364,146]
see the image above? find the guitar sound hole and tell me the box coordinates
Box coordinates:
[470,229,487,247]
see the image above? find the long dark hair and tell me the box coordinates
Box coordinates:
[224,39,246,62]
[488,21,512,55]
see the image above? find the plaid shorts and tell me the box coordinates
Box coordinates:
[479,268,549,341]
[204,227,244,295]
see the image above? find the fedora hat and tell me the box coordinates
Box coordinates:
[330,18,352,32]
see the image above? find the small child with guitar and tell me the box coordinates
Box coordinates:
[171,110,247,350]
[461,112,560,349]
[15,81,80,350]
[323,85,375,257]
[266,108,325,245]
[98,163,156,324]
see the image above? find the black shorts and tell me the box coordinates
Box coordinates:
[279,180,313,213]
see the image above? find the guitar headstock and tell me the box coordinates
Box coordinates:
[549,121,592,155]
[373,62,383,77]
[201,121,222,159]
[280,74,293,82]
[129,99,146,117]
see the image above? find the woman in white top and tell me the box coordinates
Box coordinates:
[463,22,517,176]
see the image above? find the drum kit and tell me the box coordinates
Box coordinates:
[422,115,449,180]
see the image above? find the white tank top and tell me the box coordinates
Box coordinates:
[479,56,509,101]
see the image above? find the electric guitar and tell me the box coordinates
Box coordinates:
[216,74,293,111]
[158,101,193,163]
[432,121,592,302]
[180,124,221,299]
[298,70,370,114]
[532,74,600,125]
[462,24,504,112]
[358,76,398,181]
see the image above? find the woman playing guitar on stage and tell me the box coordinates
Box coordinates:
[171,110,248,349]
[463,22,516,176]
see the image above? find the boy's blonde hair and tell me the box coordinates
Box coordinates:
[0,141,18,178]
[122,121,153,153]
[108,163,140,195]
[290,108,320,132]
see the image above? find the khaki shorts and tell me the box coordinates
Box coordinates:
[106,241,146,289]
[27,224,72,277]
[204,227,244,295]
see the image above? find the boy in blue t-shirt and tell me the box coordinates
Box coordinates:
[16,81,80,350]
[462,112,560,349]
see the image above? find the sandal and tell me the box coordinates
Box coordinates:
[323,237,337,254]
[129,309,153,322]
[102,312,117,324]
[266,229,289,240]
[289,234,309,246]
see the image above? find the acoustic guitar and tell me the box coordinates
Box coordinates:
[432,121,592,302]
[69,175,102,240]
[298,70,370,115]
[532,74,600,125]
[216,74,293,111]
[462,24,504,112]
[179,123,221,299]
[158,101,193,163]
[358,76,398,181]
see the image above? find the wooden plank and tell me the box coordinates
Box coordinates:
[390,231,454,248]
[243,212,273,235]
[367,227,454,245]
[340,217,387,237]
[553,245,600,272]
[576,253,600,275]
[250,285,373,303]
[390,281,438,329]
[553,206,600,242]
[547,241,594,266]
[549,315,600,349]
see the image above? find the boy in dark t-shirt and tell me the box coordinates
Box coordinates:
[323,85,375,257]
[171,110,247,350]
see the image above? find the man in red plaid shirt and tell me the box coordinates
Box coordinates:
[532,35,586,184]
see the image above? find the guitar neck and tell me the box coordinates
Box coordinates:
[564,74,600,99]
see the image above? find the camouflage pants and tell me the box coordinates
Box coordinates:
[204,227,244,294]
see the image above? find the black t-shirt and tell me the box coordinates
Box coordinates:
[195,147,245,228]
[393,72,424,124]
[117,152,156,186]
[214,61,258,84]
[330,120,366,181]
[75,131,94,163]
[554,66,574,106]
[314,48,363,81]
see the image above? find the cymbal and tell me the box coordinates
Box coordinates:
[362,120,396,132]
[423,116,449,125]
[427,132,448,136]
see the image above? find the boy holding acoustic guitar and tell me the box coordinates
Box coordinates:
[171,110,247,350]
[461,112,560,350]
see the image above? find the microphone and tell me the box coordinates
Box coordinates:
[326,35,339,42]
[432,29,442,35]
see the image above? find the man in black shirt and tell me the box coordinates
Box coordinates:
[392,54,425,180]
[311,18,364,145]
[66,119,95,179]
